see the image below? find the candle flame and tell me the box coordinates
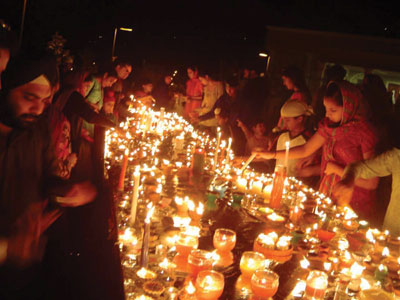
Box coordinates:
[324,262,332,272]
[196,202,204,215]
[187,200,195,211]
[291,280,306,297]
[186,281,196,294]
[382,247,390,257]
[343,206,358,220]
[366,229,376,243]
[360,278,371,290]
[300,257,310,269]
[350,262,365,278]
[145,203,154,224]
[159,258,169,269]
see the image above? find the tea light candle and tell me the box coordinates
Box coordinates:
[289,205,302,223]
[136,267,157,280]
[267,212,285,224]
[305,270,328,299]
[188,249,213,277]
[343,219,359,231]
[176,232,199,257]
[240,251,265,280]
[251,269,279,299]
[195,270,225,300]
[213,228,236,253]
[375,264,388,283]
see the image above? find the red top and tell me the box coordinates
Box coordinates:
[186,78,203,100]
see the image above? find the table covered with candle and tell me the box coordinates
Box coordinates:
[105,101,400,300]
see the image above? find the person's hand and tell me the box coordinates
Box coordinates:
[333,180,354,207]
[57,181,97,207]
[236,119,244,128]
[324,162,341,175]
[67,153,78,169]
[252,148,275,160]
[7,202,61,267]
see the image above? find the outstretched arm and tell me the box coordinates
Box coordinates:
[253,132,325,160]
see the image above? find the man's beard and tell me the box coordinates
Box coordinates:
[16,114,40,128]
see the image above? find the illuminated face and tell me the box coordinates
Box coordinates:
[323,97,343,123]
[187,68,197,79]
[0,49,10,90]
[142,83,153,94]
[103,101,115,114]
[164,76,172,85]
[282,116,303,132]
[282,76,295,91]
[6,77,52,127]
[225,84,237,97]
[102,75,118,88]
[115,64,132,80]
[252,122,266,136]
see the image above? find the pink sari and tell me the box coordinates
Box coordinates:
[317,81,377,218]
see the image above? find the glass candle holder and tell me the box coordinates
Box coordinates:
[188,249,213,277]
[240,251,265,280]
[195,270,225,300]
[251,269,279,299]
[305,270,328,300]
[213,228,236,253]
[176,232,199,257]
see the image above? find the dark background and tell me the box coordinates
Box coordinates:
[1,0,400,76]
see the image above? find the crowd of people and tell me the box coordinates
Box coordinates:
[0,26,400,300]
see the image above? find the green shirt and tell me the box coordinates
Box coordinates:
[346,148,400,235]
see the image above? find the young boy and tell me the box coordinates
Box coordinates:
[237,118,269,154]
[275,100,320,181]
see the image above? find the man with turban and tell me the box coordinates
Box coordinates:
[0,52,96,299]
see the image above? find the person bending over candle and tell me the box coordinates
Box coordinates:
[253,81,379,219]
[273,100,320,186]
[333,116,400,235]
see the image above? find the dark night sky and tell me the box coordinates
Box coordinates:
[1,0,400,70]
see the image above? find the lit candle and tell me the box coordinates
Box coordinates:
[140,203,155,268]
[213,129,221,171]
[289,205,302,223]
[176,232,199,257]
[195,270,225,300]
[130,166,140,225]
[251,269,279,298]
[374,264,388,283]
[240,153,257,173]
[240,251,265,280]
[284,140,290,168]
[213,228,236,253]
[305,271,328,299]
[226,137,232,162]
[188,249,213,277]
[117,149,129,191]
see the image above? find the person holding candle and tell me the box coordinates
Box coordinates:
[253,81,379,219]
[275,100,320,186]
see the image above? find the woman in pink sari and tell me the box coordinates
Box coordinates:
[255,81,379,219]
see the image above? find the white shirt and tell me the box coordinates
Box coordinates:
[276,132,307,177]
